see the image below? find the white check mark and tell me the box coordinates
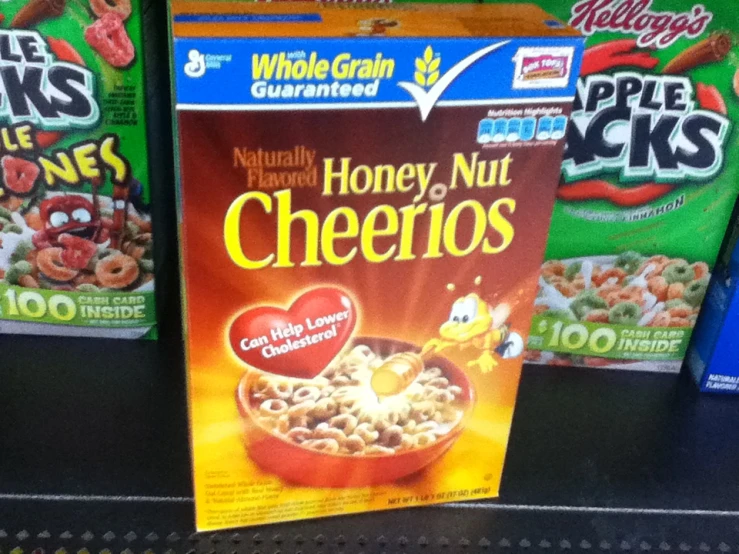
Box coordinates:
[398,41,510,121]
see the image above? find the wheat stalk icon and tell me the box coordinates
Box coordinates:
[414,46,440,88]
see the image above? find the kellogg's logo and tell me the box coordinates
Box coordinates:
[569,0,713,48]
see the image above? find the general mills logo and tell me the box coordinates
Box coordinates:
[184,49,206,78]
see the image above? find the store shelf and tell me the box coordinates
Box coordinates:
[3,311,739,552]
[3,2,739,547]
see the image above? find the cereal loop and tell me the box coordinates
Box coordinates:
[329,413,358,434]
[379,425,404,448]
[95,253,140,289]
[414,432,437,447]
[90,0,132,19]
[304,438,340,454]
[667,282,686,300]
[286,427,313,443]
[37,247,78,282]
[259,399,288,417]
[293,386,321,404]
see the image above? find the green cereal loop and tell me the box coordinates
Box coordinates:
[684,278,709,307]
[608,302,642,326]
[13,261,33,275]
[76,284,100,292]
[570,290,608,320]
[138,259,155,273]
[10,241,34,264]
[663,263,694,285]
[614,251,645,274]
[4,261,32,285]
[542,309,576,321]
[564,261,583,281]
[4,224,22,234]
[0,206,12,220]
[688,314,698,324]
[0,217,11,226]
[665,299,691,310]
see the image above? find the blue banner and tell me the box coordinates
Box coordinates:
[174,37,584,111]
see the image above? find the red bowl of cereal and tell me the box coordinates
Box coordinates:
[236,337,475,487]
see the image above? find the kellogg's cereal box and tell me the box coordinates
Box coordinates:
[489,0,739,372]
[170,1,583,530]
[0,0,156,338]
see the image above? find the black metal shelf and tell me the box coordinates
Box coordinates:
[3,311,739,552]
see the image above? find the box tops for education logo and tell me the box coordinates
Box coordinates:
[512,47,574,89]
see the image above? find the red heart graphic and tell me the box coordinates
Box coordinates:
[229,287,356,379]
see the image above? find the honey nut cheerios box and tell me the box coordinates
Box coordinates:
[170,1,584,531]
[0,0,157,338]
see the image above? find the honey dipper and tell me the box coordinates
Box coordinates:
[370,351,429,396]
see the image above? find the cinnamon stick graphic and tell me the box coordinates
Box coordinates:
[662,32,733,75]
[11,0,66,29]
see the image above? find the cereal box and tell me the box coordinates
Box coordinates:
[688,207,739,393]
[0,0,156,338]
[170,1,583,531]
[490,0,739,372]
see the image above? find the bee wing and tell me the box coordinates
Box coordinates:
[489,303,511,329]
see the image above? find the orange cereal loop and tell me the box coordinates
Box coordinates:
[667,282,685,300]
[647,276,668,302]
[647,311,671,327]
[90,0,132,19]
[669,317,691,328]
[95,254,140,289]
[597,283,620,300]
[37,247,79,282]
[692,262,709,280]
[18,274,39,288]
[541,260,566,278]
[554,280,578,298]
[606,287,643,307]
[593,267,627,287]
[668,306,692,319]
[0,195,24,212]
[129,214,153,233]
[24,212,43,231]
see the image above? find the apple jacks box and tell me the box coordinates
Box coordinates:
[491,0,739,372]
[0,0,156,338]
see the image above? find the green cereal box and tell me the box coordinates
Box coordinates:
[485,0,739,372]
[0,0,156,338]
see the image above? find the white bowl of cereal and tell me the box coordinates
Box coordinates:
[236,337,475,487]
